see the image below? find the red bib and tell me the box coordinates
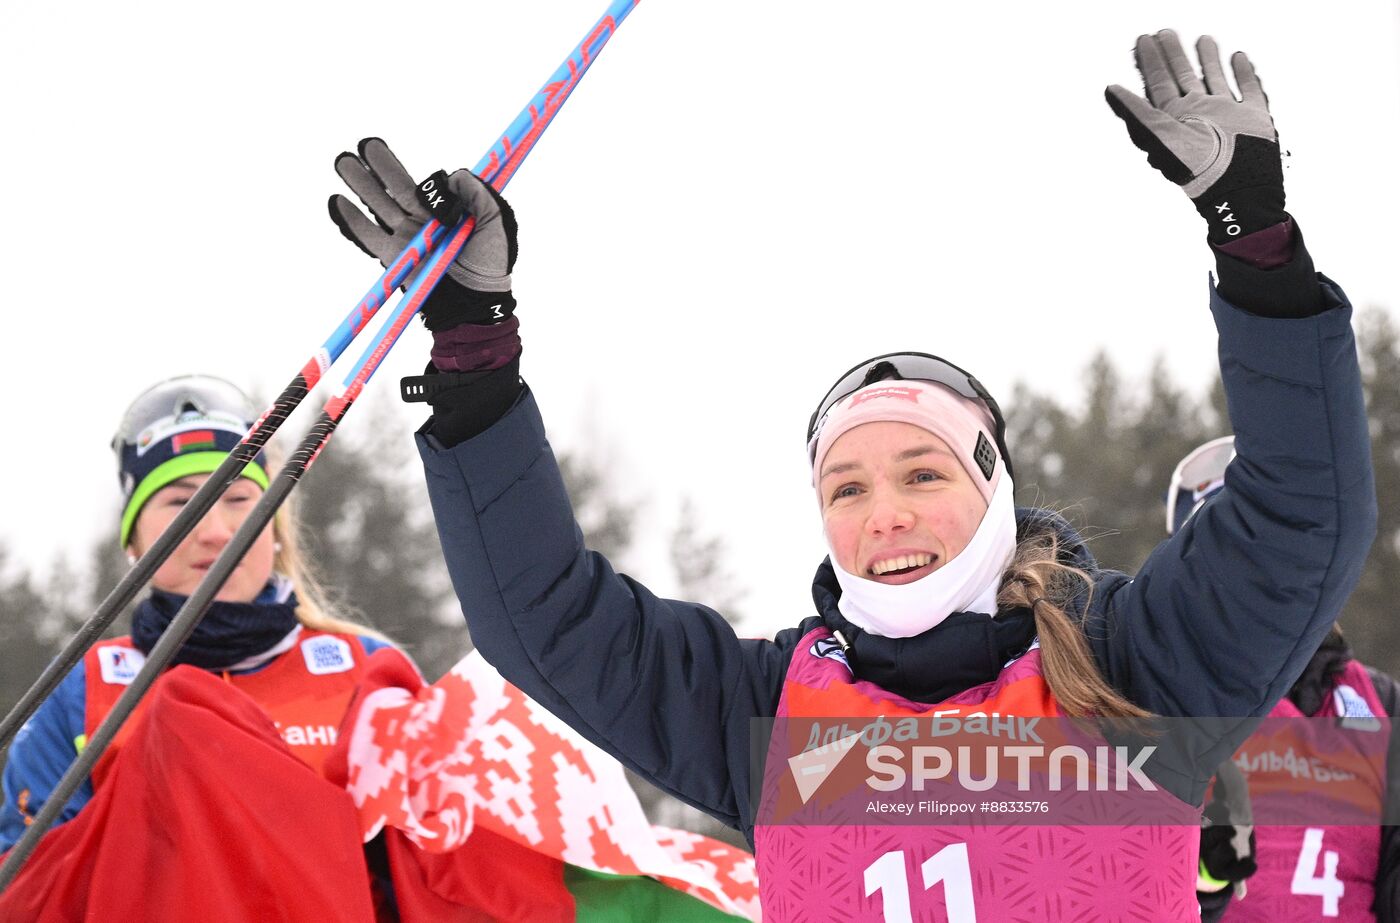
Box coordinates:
[84,631,386,783]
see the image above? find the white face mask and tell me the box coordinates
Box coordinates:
[830,475,1018,638]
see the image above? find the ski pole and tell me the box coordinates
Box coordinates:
[0,0,639,757]
[0,0,639,891]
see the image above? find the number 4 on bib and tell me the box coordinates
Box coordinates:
[1292,827,1344,917]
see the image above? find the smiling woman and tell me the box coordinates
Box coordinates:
[820,426,986,582]
[335,31,1379,922]
[805,362,1148,721]
[812,375,1003,621]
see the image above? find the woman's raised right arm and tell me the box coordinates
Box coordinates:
[416,388,802,835]
[331,141,805,833]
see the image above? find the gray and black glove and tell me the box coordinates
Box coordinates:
[329,138,525,444]
[1106,31,1284,244]
[329,137,519,330]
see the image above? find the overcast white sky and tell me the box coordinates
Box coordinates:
[2,1,1397,638]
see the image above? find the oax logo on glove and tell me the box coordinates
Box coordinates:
[416,170,465,225]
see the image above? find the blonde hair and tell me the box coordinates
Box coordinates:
[260,440,391,643]
[996,517,1151,719]
[271,497,391,643]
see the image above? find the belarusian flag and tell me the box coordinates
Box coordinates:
[332,649,760,921]
[0,660,758,922]
[380,826,753,920]
[171,429,217,453]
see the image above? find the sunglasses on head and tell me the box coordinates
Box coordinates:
[806,351,1013,479]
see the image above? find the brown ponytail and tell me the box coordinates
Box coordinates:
[996,521,1151,719]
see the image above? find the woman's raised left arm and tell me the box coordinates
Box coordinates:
[1088,31,1377,733]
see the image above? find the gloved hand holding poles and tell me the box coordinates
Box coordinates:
[330,138,520,335]
[331,138,525,441]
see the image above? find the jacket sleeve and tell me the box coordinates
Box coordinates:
[0,664,93,851]
[416,388,802,835]
[1367,667,1400,922]
[1085,273,1377,788]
